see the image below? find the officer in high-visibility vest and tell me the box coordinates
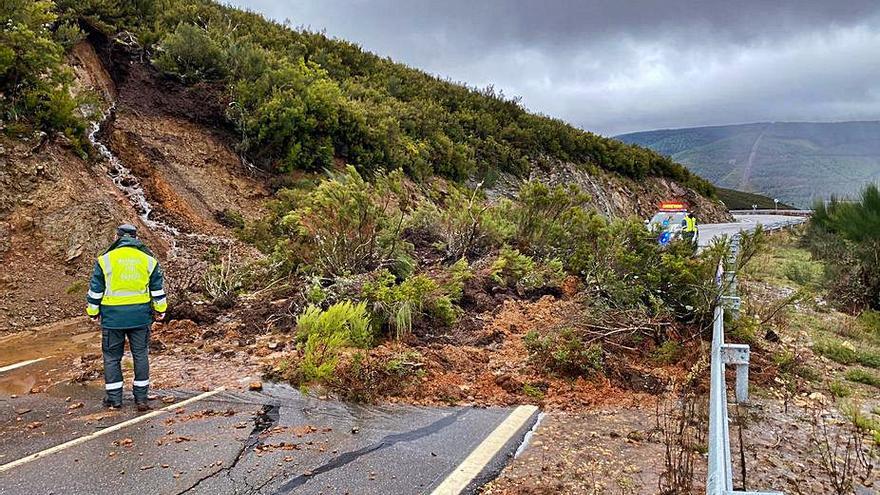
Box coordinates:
[86,224,166,411]
[682,212,698,245]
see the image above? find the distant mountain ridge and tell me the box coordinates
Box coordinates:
[617,121,880,207]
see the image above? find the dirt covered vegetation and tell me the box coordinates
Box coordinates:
[229,166,728,406]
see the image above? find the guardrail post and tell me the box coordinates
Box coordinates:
[722,343,750,403]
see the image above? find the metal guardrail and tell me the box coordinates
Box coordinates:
[729,209,813,217]
[706,223,794,495]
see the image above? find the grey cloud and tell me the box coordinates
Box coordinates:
[228,1,880,135]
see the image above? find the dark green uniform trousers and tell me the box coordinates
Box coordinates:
[102,325,150,403]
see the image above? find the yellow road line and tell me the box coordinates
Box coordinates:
[0,358,48,374]
[430,405,539,495]
[0,386,226,474]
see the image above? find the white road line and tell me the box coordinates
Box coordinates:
[431,405,538,495]
[0,358,47,374]
[0,386,226,474]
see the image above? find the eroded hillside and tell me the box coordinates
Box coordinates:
[0,33,728,333]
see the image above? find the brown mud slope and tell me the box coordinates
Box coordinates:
[0,134,162,331]
[0,40,266,332]
[102,44,269,234]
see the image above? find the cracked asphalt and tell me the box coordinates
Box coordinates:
[0,360,536,495]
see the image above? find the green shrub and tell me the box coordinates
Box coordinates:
[841,402,880,437]
[230,58,344,172]
[53,21,84,49]
[384,351,425,378]
[845,368,880,388]
[436,185,505,260]
[782,259,819,285]
[524,328,603,377]
[813,340,880,369]
[522,383,545,400]
[361,270,456,339]
[505,181,592,256]
[652,340,683,365]
[0,0,85,141]
[858,310,880,341]
[282,167,409,276]
[441,257,472,302]
[295,301,373,349]
[772,349,820,381]
[299,328,346,384]
[490,245,564,294]
[728,314,760,345]
[154,23,227,82]
[809,185,880,311]
[829,380,852,398]
[293,301,372,386]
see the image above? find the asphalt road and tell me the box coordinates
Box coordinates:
[0,352,537,495]
[698,214,805,248]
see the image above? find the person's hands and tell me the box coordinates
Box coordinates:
[89,315,100,325]
[155,312,166,322]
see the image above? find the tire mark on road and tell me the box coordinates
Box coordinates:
[273,408,470,493]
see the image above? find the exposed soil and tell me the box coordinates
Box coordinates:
[484,407,692,495]
[0,38,263,332]
[486,394,877,495]
[302,293,685,409]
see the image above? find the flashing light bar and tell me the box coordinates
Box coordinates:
[659,201,688,211]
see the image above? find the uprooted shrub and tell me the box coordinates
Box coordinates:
[202,250,244,308]
[524,327,604,377]
[567,218,718,318]
[292,301,373,384]
[360,269,457,339]
[333,350,425,401]
[490,245,565,296]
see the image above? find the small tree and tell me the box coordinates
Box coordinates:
[154,23,227,83]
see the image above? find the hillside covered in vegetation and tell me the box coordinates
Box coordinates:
[618,121,880,207]
[716,187,794,210]
[3,0,714,196]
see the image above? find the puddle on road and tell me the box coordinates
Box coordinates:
[0,318,100,396]
[0,318,98,367]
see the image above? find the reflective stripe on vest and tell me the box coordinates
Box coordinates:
[97,247,157,307]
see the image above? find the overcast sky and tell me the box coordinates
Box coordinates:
[228,0,880,136]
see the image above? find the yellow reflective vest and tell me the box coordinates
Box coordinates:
[86,238,166,328]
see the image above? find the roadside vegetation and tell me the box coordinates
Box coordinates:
[738,219,880,459]
[246,168,726,398]
[808,184,880,312]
